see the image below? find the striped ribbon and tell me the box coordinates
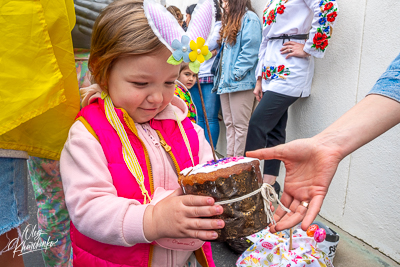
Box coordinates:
[102,92,152,204]
[174,112,194,167]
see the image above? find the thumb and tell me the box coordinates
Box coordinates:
[171,187,184,196]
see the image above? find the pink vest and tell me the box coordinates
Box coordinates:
[71,99,214,267]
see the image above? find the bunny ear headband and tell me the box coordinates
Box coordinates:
[143,0,215,73]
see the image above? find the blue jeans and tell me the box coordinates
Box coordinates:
[0,158,29,235]
[191,82,221,147]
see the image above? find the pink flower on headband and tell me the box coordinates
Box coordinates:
[144,0,215,73]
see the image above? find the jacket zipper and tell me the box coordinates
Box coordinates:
[142,124,168,188]
[156,131,181,174]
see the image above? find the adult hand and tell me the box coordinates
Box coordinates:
[74,0,113,35]
[143,188,225,241]
[246,137,342,232]
[253,78,263,102]
[280,41,310,59]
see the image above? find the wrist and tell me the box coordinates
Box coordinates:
[143,205,157,241]
[313,130,350,162]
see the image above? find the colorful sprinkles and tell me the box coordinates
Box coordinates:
[204,156,245,167]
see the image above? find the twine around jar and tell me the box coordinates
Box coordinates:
[214,183,291,225]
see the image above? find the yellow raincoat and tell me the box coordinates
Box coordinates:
[0,0,80,160]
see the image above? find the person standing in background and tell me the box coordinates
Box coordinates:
[213,0,262,157]
[191,0,222,148]
[183,4,196,31]
[245,0,339,194]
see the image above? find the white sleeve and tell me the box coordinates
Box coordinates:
[255,35,269,79]
[303,0,338,58]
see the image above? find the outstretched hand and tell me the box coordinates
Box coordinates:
[246,138,342,232]
[143,188,225,241]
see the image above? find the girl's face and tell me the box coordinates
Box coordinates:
[178,67,197,89]
[108,48,180,123]
[221,0,229,14]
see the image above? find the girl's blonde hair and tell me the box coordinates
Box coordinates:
[89,0,164,91]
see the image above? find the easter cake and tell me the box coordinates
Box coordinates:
[179,157,269,242]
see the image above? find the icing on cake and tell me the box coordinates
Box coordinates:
[180,157,259,176]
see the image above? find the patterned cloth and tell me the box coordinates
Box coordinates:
[237,227,333,267]
[198,76,214,84]
[28,157,72,267]
[74,49,91,89]
[24,48,91,267]
[174,83,197,123]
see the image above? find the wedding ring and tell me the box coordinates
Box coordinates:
[300,201,309,209]
[289,48,292,53]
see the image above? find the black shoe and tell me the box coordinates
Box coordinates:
[272,181,281,199]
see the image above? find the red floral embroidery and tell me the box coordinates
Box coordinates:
[266,10,275,25]
[263,0,288,26]
[327,11,337,22]
[313,32,329,50]
[266,69,271,77]
[277,65,285,72]
[277,5,285,14]
[324,2,334,11]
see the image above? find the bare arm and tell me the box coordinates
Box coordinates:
[316,94,400,159]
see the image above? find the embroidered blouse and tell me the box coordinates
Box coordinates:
[256,0,338,97]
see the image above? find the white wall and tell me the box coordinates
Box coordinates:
[278,0,400,262]
[168,0,400,262]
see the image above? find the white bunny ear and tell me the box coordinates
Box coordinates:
[187,0,215,44]
[143,0,185,52]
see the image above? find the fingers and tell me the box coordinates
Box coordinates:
[180,194,216,207]
[269,192,292,232]
[246,145,284,161]
[300,195,323,231]
[256,93,262,102]
[187,230,219,240]
[270,200,307,232]
[282,41,296,46]
[269,195,324,233]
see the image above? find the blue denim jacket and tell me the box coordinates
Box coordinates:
[368,53,400,102]
[213,11,262,94]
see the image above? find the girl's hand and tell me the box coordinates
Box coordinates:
[143,188,225,241]
[253,78,263,102]
[280,41,310,59]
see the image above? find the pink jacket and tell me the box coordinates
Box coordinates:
[60,91,215,266]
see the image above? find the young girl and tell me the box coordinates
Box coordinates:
[60,0,223,266]
[213,0,262,157]
[175,63,197,123]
